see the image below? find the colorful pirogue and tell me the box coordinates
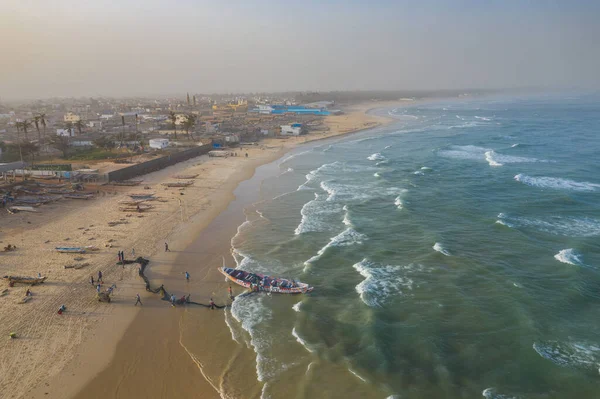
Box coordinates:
[219,267,313,294]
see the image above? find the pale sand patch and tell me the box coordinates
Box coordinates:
[0,102,397,399]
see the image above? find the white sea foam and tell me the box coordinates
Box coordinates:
[292,327,314,353]
[294,193,341,235]
[475,116,492,121]
[394,189,408,210]
[304,228,368,269]
[292,301,302,312]
[482,388,517,399]
[342,205,352,227]
[456,115,464,120]
[353,259,420,307]
[347,367,368,383]
[297,161,340,191]
[437,145,490,161]
[533,341,600,372]
[420,166,432,171]
[374,172,381,177]
[231,295,274,382]
[511,143,519,148]
[514,174,600,192]
[367,152,386,161]
[554,249,584,266]
[375,160,390,166]
[484,151,503,167]
[384,145,392,150]
[496,213,600,237]
[413,170,425,176]
[433,242,451,256]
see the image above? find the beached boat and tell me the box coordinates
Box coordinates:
[219,267,313,294]
[118,199,146,205]
[45,188,74,194]
[8,206,38,213]
[112,180,143,186]
[161,181,193,187]
[64,193,95,199]
[118,204,153,212]
[55,247,86,254]
[129,193,156,201]
[3,275,47,285]
[173,174,198,179]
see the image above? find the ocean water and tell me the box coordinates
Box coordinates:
[225,93,600,398]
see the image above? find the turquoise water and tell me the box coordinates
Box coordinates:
[225,93,600,399]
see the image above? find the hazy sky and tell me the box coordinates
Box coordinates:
[1,0,599,99]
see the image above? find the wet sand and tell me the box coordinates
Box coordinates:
[8,102,398,399]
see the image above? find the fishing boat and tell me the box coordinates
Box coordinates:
[112,180,143,186]
[173,174,198,179]
[219,267,313,294]
[118,204,153,212]
[118,199,146,205]
[55,247,87,254]
[3,275,47,285]
[8,206,38,213]
[64,193,95,199]
[161,181,193,187]
[129,193,155,200]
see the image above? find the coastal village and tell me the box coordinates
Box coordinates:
[0,92,391,399]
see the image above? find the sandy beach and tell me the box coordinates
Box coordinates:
[0,102,395,399]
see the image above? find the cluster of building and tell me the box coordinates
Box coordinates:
[0,93,340,162]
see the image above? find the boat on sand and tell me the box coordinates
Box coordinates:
[219,267,313,294]
[3,275,47,285]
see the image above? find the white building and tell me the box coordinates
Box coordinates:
[149,138,169,149]
[56,128,76,137]
[280,125,302,136]
[64,112,81,123]
[87,120,103,129]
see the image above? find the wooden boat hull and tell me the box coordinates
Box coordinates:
[218,267,313,294]
[55,247,86,254]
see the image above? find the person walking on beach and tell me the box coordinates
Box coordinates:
[131,248,135,258]
[98,270,103,284]
[135,293,142,306]
[170,294,176,307]
[90,275,94,285]
[96,284,101,293]
[165,242,170,252]
[209,298,215,310]
[228,286,234,301]
[185,271,190,281]
[117,251,121,263]
[121,250,125,262]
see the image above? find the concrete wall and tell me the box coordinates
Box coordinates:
[106,144,211,182]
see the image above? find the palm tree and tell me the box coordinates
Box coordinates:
[74,119,85,135]
[168,111,177,140]
[182,114,197,140]
[33,115,42,142]
[21,119,32,141]
[39,113,47,141]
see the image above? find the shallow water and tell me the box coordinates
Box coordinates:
[219,93,600,398]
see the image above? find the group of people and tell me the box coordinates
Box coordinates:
[118,249,135,264]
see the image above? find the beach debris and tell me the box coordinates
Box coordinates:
[1,288,8,297]
[64,262,90,269]
[3,275,47,286]
[17,296,32,304]
[55,247,86,254]
[9,332,16,339]
[3,244,17,252]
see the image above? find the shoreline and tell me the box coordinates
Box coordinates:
[3,101,403,399]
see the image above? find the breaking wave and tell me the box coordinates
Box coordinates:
[496,213,600,237]
[304,228,368,269]
[353,259,422,307]
[554,249,584,266]
[433,242,451,256]
[514,174,600,192]
[533,341,600,372]
[367,153,386,161]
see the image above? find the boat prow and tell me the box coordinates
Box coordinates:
[219,267,313,294]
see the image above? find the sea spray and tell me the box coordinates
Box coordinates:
[554,249,584,266]
[433,242,451,256]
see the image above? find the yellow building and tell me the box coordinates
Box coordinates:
[64,112,81,123]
